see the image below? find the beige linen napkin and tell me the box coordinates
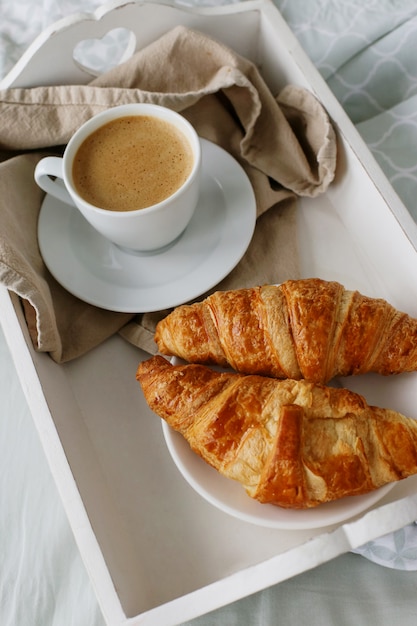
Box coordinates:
[0,26,336,362]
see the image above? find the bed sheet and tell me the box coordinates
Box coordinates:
[276,0,417,217]
[1,1,417,625]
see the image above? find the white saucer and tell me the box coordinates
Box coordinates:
[38,139,256,313]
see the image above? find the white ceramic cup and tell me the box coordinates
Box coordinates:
[34,103,201,253]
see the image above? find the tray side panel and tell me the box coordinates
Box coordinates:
[0,288,128,625]
[0,0,263,88]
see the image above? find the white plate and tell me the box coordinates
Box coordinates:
[37,139,256,313]
[161,362,394,529]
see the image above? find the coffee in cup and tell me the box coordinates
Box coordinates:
[34,103,201,252]
[72,115,194,212]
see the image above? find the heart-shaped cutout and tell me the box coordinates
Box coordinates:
[73,28,136,77]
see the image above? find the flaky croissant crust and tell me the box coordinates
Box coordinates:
[154,278,417,384]
[137,355,417,509]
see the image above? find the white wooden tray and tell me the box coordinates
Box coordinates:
[2,2,417,625]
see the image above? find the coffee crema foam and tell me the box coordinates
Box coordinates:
[72,115,194,212]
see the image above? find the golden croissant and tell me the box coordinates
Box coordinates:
[136,355,417,509]
[154,278,417,384]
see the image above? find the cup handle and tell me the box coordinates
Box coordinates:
[34,156,74,206]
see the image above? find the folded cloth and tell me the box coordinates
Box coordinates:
[0,26,336,362]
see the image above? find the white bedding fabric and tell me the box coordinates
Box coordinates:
[2,1,417,625]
